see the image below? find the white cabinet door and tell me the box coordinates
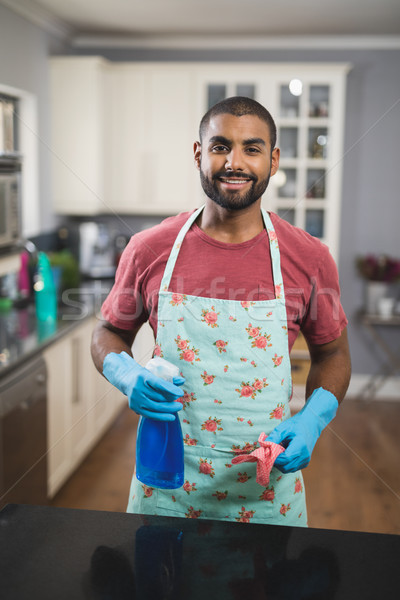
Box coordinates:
[68,319,95,470]
[110,64,199,215]
[45,317,125,498]
[50,56,112,215]
[44,335,72,497]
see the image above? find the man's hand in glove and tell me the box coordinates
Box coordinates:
[103,351,184,422]
[266,387,338,473]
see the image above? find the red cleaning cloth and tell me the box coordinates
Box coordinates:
[231,433,285,487]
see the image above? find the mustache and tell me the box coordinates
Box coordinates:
[213,171,256,181]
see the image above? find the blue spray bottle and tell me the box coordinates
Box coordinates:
[136,357,184,489]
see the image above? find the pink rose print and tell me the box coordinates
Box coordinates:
[272,353,283,367]
[229,315,237,322]
[232,441,258,454]
[172,495,176,502]
[245,323,272,351]
[212,490,228,501]
[183,434,198,446]
[199,458,215,478]
[178,390,197,410]
[223,365,229,372]
[238,495,246,500]
[277,475,282,482]
[240,301,256,311]
[177,317,184,322]
[201,417,223,434]
[237,472,251,483]
[266,311,273,318]
[225,463,232,468]
[175,335,200,363]
[269,403,285,420]
[275,284,282,299]
[142,485,154,498]
[213,339,228,353]
[294,477,303,494]
[153,344,162,357]
[201,370,216,385]
[247,325,261,338]
[240,357,248,362]
[170,293,187,306]
[247,420,254,427]
[237,383,254,398]
[201,306,219,328]
[177,338,188,350]
[268,229,277,242]
[280,503,291,516]
[259,486,275,503]
[236,506,255,523]
[251,360,257,367]
[214,398,222,405]
[237,417,244,422]
[235,378,268,400]
[185,506,203,519]
[183,480,197,494]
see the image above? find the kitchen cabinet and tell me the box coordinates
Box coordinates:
[44,317,125,497]
[193,63,350,262]
[109,64,199,215]
[50,60,349,259]
[49,57,113,215]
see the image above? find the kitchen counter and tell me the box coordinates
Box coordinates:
[0,279,112,378]
[1,504,399,599]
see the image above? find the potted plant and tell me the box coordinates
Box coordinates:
[356,254,400,314]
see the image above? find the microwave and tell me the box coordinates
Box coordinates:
[0,160,21,251]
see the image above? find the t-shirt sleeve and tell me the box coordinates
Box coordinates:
[300,245,348,345]
[101,237,148,331]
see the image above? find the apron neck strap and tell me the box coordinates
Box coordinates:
[159,205,285,299]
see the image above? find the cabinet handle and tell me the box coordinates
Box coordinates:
[72,337,80,404]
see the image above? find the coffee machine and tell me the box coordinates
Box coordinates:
[79,222,116,279]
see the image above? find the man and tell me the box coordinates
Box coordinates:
[91,96,351,526]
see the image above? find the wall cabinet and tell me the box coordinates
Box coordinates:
[50,57,113,215]
[44,317,125,497]
[50,59,349,259]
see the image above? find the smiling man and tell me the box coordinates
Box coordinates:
[92,96,351,526]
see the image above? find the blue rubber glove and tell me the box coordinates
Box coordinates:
[103,351,184,422]
[266,387,338,473]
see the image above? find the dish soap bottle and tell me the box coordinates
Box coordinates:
[34,252,57,324]
[136,357,184,489]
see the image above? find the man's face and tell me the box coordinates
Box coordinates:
[194,113,280,211]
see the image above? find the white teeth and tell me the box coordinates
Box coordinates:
[223,179,249,184]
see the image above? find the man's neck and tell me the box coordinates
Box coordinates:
[196,199,265,244]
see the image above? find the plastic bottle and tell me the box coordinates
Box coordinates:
[136,357,184,489]
[34,252,57,324]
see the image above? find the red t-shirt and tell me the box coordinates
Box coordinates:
[101,210,347,352]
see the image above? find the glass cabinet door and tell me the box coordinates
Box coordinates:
[273,78,334,247]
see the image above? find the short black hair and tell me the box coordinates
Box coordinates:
[199,96,277,150]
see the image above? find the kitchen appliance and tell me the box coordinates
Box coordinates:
[79,222,115,278]
[0,355,48,508]
[0,94,19,156]
[0,159,21,252]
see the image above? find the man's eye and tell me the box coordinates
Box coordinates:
[211,145,228,152]
[246,147,260,153]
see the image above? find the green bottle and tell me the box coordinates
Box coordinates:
[34,252,57,324]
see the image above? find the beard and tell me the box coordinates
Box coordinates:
[199,167,271,211]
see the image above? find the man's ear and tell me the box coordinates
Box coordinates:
[270,147,280,177]
[193,141,201,170]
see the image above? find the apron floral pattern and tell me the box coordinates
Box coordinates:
[127,206,307,526]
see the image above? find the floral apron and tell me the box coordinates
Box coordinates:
[127,206,307,526]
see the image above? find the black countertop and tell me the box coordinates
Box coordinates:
[0,280,112,378]
[1,504,399,599]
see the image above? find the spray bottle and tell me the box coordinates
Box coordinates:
[136,357,184,489]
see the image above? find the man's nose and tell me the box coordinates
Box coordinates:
[225,148,244,171]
